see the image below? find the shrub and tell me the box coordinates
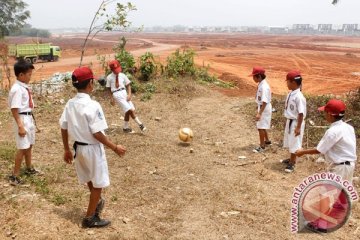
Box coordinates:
[165,49,196,78]
[139,52,157,81]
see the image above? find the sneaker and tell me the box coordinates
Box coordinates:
[285,164,295,173]
[265,140,272,145]
[95,198,105,217]
[280,159,290,164]
[9,175,22,186]
[139,124,146,132]
[24,167,41,176]
[123,128,133,133]
[82,215,111,228]
[252,146,265,153]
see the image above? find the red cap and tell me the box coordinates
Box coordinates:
[108,60,122,74]
[286,70,302,81]
[248,66,265,76]
[318,99,346,116]
[72,67,94,83]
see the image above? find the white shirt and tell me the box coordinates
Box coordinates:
[59,93,108,144]
[255,79,271,106]
[284,88,306,120]
[8,80,34,113]
[106,72,131,92]
[317,120,357,164]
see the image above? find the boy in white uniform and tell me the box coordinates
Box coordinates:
[281,70,307,173]
[8,60,39,186]
[295,99,357,182]
[106,60,146,133]
[60,66,126,228]
[249,66,272,153]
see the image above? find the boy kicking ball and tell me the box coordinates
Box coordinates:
[106,59,146,133]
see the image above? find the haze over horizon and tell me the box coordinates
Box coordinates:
[23,0,360,29]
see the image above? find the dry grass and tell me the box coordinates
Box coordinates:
[0,78,359,239]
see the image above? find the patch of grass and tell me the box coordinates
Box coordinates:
[28,176,50,195]
[52,194,67,206]
[0,142,16,162]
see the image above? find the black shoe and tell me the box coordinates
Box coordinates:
[139,124,147,132]
[280,159,290,164]
[306,223,327,233]
[24,167,41,176]
[82,215,111,228]
[285,164,295,173]
[265,140,272,145]
[9,175,22,186]
[95,198,105,217]
[252,146,265,153]
[123,128,133,133]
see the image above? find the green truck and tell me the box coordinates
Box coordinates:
[8,43,61,63]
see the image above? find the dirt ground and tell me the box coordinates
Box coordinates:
[0,33,360,239]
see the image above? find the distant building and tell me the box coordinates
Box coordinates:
[293,24,312,30]
[342,24,358,32]
[269,26,288,34]
[318,24,332,31]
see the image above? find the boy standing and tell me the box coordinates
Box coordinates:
[281,70,307,173]
[106,59,146,133]
[295,99,357,182]
[249,67,272,153]
[60,66,126,228]
[8,60,39,186]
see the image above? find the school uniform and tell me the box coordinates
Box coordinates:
[283,88,307,153]
[256,79,272,129]
[317,120,357,182]
[59,93,110,188]
[8,80,35,149]
[106,72,135,113]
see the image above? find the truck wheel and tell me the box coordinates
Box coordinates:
[25,58,32,64]
[32,58,37,64]
[54,56,59,61]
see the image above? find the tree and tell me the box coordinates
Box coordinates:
[79,0,136,66]
[0,0,30,38]
[332,0,339,4]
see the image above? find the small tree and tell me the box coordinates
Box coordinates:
[113,36,136,74]
[139,52,157,81]
[79,1,136,66]
[0,0,30,38]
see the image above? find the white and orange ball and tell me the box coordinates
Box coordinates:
[179,128,194,142]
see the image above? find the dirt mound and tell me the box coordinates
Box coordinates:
[218,72,256,97]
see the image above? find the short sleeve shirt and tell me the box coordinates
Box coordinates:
[284,88,307,119]
[255,79,271,106]
[317,120,357,164]
[59,93,108,144]
[106,72,131,92]
[8,80,34,113]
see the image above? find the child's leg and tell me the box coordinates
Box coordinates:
[24,145,33,169]
[128,110,144,127]
[289,153,297,165]
[86,181,102,217]
[258,129,266,148]
[13,149,26,176]
[264,130,270,142]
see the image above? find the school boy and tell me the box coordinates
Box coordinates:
[60,66,126,228]
[250,66,272,153]
[8,60,39,186]
[295,99,357,182]
[106,60,146,133]
[281,70,307,173]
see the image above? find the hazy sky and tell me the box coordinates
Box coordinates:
[23,0,360,29]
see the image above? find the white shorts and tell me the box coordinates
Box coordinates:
[283,119,305,154]
[256,103,272,129]
[113,90,135,114]
[329,163,355,183]
[14,115,35,149]
[74,144,110,188]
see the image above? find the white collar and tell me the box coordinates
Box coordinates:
[16,80,30,89]
[76,92,91,99]
[330,120,343,127]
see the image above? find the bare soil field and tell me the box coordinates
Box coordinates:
[1,33,359,239]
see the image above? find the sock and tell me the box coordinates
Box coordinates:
[124,121,129,129]
[134,117,142,125]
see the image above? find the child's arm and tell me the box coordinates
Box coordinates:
[106,88,115,106]
[294,113,304,136]
[61,128,73,164]
[126,83,132,101]
[11,108,26,137]
[256,102,267,121]
[295,148,320,157]
[93,132,126,157]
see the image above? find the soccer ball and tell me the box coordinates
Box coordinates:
[179,128,194,142]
